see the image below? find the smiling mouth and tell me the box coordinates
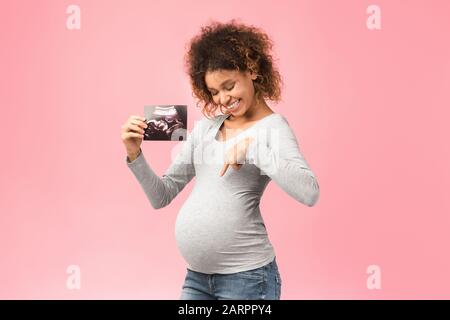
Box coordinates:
[225,99,240,110]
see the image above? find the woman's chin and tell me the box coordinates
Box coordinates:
[230,101,244,115]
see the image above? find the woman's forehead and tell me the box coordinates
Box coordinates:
[205,69,243,85]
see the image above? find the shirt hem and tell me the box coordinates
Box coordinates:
[186,252,277,275]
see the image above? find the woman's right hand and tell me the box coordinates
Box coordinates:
[121,115,148,160]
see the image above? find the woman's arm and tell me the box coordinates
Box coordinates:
[248,116,320,207]
[126,121,203,210]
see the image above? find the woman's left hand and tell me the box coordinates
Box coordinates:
[219,137,255,176]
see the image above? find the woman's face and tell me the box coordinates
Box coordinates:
[204,69,258,117]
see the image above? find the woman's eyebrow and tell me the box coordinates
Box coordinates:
[207,79,234,91]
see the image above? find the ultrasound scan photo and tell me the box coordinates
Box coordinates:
[143,105,187,141]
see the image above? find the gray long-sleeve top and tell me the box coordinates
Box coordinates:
[126,113,320,274]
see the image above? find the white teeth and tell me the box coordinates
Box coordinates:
[226,99,240,109]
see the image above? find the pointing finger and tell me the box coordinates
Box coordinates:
[219,163,230,177]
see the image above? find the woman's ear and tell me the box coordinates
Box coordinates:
[247,70,257,81]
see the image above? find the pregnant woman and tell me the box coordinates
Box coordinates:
[120,20,320,300]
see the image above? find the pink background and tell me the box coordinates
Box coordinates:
[1,0,449,299]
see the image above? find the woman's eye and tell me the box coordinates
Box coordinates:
[209,84,234,96]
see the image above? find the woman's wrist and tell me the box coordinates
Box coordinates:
[127,148,141,162]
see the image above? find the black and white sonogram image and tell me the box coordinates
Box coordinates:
[143,105,187,141]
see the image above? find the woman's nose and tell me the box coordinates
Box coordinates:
[219,92,230,106]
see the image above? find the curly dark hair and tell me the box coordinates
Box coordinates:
[185,20,283,119]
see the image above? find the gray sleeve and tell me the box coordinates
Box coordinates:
[126,122,200,210]
[248,117,320,207]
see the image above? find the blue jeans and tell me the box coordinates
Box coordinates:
[180,257,282,300]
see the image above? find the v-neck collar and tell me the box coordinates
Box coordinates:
[214,113,279,143]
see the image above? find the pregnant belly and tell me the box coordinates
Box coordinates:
[174,193,253,271]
